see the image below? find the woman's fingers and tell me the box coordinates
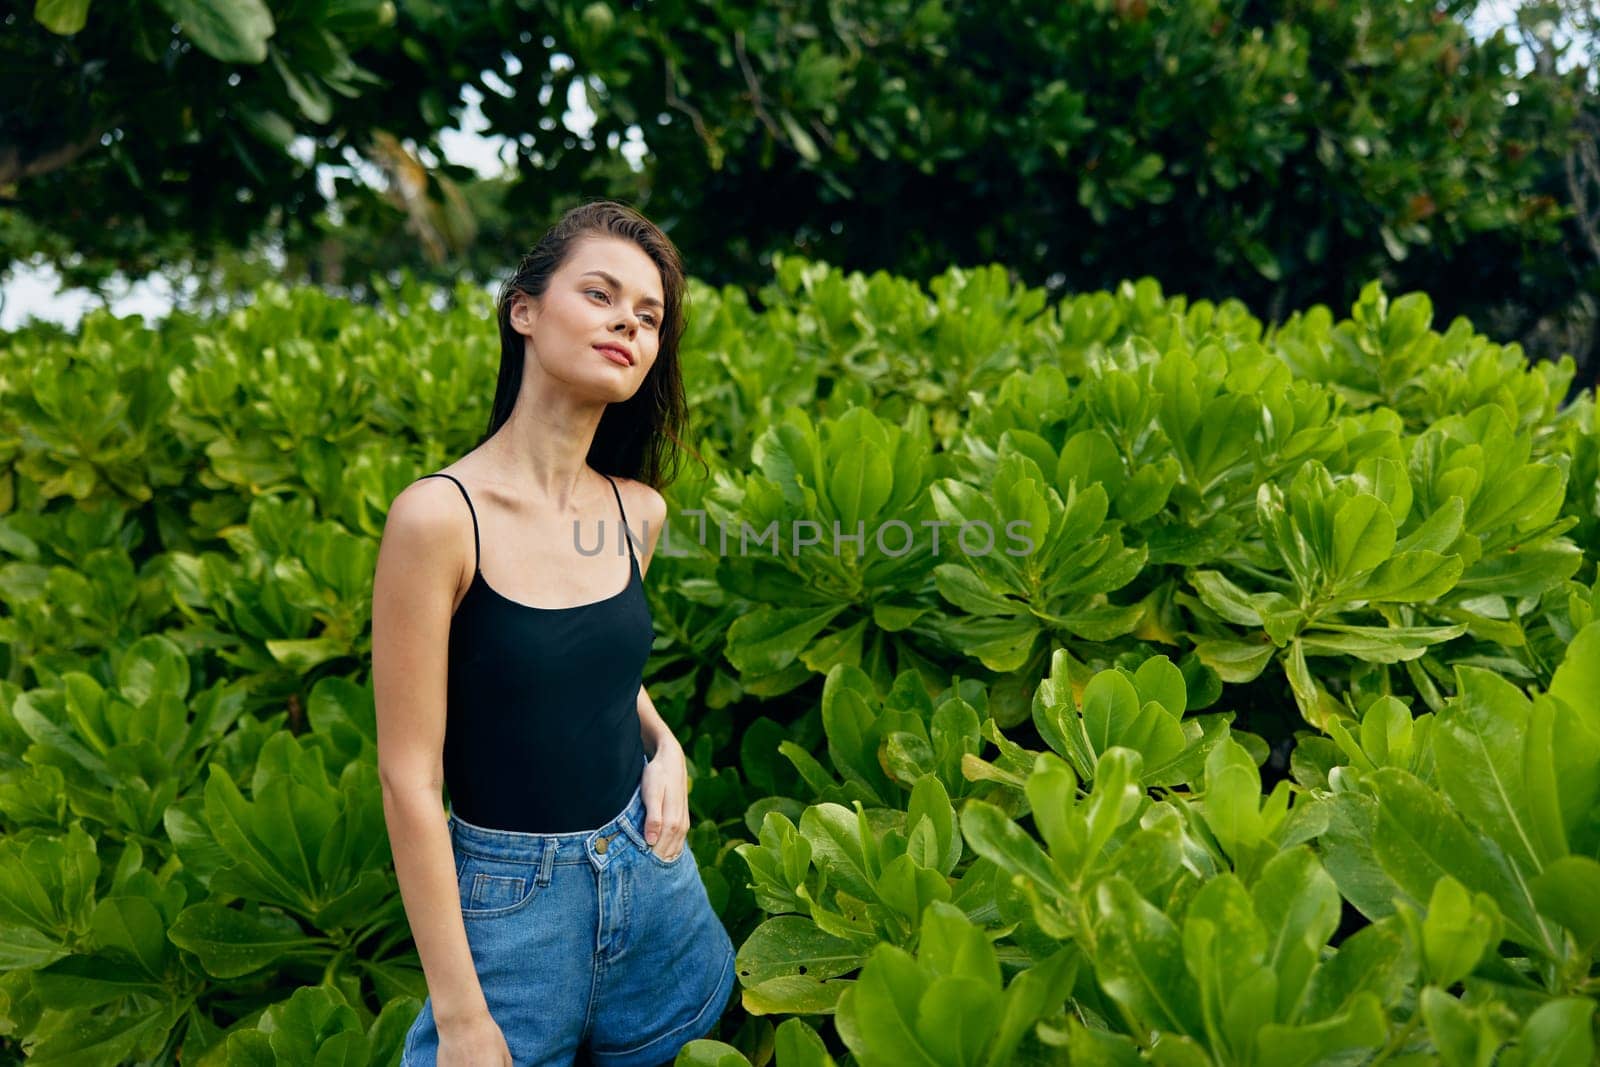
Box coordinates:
[642,760,690,859]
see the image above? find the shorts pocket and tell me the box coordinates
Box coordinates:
[456,851,541,919]
[641,839,691,870]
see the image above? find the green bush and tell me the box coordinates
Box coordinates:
[0,261,1595,1064]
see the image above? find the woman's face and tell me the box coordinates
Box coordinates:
[510,234,665,400]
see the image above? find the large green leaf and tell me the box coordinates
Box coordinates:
[835,943,943,1067]
[1092,875,1204,1039]
[774,1018,838,1066]
[827,440,895,550]
[727,604,851,675]
[742,976,851,1016]
[1299,917,1415,1022]
[33,0,90,34]
[1252,847,1341,1020]
[21,1000,183,1067]
[1510,998,1597,1067]
[1182,873,1266,1060]
[1253,993,1387,1067]
[800,803,879,902]
[906,774,961,876]
[167,903,326,979]
[253,985,369,1065]
[1330,493,1395,584]
[1416,876,1501,989]
[1433,667,1546,872]
[1356,550,1462,601]
[1530,856,1600,956]
[1368,769,1550,954]
[1080,669,1185,771]
[1199,736,1264,862]
[985,944,1079,1067]
[820,665,893,802]
[1548,622,1600,710]
[154,0,274,63]
[958,799,1071,903]
[0,824,98,964]
[1421,986,1496,1067]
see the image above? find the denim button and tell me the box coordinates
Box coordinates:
[596,835,609,854]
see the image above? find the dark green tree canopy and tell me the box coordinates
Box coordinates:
[4,0,1594,385]
[2,0,508,284]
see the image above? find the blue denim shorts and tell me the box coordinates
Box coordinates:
[400,765,738,1067]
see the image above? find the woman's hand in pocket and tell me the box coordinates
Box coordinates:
[438,1010,512,1066]
[641,740,689,861]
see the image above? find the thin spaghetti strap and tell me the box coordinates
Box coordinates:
[603,474,637,565]
[418,472,481,575]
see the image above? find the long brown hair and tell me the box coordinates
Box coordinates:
[483,199,704,489]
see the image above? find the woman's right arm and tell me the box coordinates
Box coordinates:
[371,480,496,1037]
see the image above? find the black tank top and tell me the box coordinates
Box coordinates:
[417,471,653,833]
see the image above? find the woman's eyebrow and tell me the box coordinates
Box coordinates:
[579,270,664,311]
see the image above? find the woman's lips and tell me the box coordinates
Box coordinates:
[595,345,631,366]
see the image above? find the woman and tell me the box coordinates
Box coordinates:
[371,200,733,1067]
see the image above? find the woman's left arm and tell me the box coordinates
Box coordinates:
[628,478,687,857]
[638,687,687,857]
[638,685,680,761]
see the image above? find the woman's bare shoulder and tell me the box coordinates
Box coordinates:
[387,475,473,534]
[611,475,667,525]
[378,475,476,584]
[609,475,668,573]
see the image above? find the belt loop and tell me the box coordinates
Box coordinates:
[537,840,556,886]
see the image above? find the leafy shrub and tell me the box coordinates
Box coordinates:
[0,261,1594,1063]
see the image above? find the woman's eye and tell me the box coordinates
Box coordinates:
[590,288,656,326]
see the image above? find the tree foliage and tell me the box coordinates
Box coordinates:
[4,0,1594,385]
[1,0,506,286]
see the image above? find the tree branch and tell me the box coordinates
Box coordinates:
[733,29,784,146]
[1564,111,1600,265]
[0,119,123,189]
[661,50,718,161]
